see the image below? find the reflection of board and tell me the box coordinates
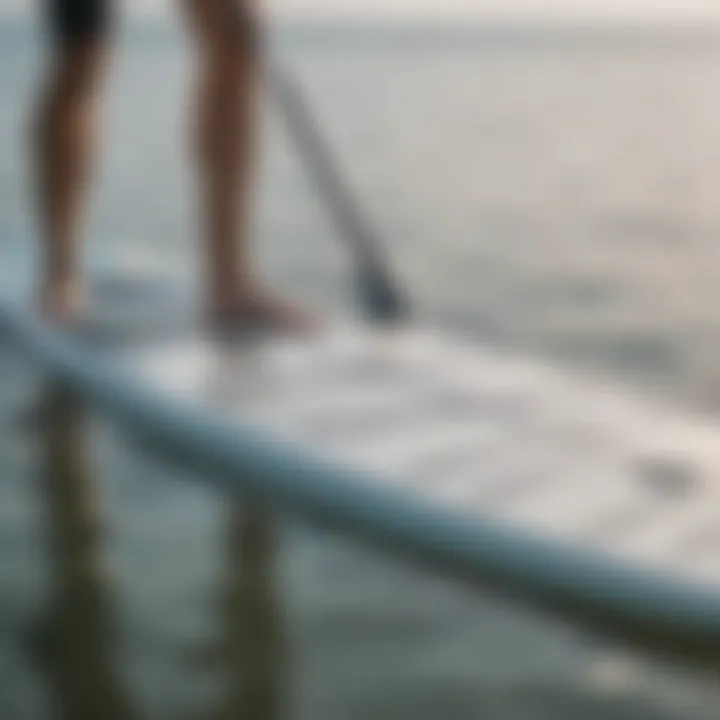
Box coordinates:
[2,271,720,653]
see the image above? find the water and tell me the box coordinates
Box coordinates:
[1,19,720,718]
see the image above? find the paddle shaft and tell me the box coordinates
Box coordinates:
[268,64,408,322]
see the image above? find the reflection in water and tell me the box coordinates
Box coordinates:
[30,380,285,718]
[31,382,134,720]
[201,348,286,720]
[206,505,285,720]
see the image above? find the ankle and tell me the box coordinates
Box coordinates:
[207,279,259,312]
[40,277,82,321]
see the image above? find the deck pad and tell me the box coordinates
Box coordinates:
[119,322,720,587]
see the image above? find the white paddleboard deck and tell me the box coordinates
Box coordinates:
[122,322,720,588]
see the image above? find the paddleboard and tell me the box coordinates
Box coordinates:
[2,266,720,656]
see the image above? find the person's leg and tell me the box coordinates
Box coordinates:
[35,1,113,321]
[180,0,310,330]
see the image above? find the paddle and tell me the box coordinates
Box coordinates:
[268,64,408,323]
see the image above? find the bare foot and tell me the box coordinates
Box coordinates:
[208,288,318,335]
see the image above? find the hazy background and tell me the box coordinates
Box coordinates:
[2,3,720,719]
[7,0,720,22]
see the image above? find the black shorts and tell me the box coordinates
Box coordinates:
[46,0,115,42]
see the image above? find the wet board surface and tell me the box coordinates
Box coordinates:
[121,320,720,588]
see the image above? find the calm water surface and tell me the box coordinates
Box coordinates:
[1,20,720,718]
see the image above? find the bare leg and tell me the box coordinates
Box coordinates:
[181,0,312,331]
[34,38,109,322]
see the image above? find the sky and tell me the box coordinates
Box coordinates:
[273,0,720,22]
[4,0,720,22]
